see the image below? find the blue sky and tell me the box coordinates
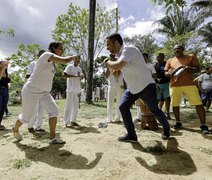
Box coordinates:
[0,0,169,58]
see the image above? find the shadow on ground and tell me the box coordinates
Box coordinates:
[13,141,103,169]
[133,138,197,175]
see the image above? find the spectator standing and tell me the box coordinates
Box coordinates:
[0,60,10,130]
[198,66,212,112]
[63,57,83,127]
[165,45,210,133]
[155,53,171,119]
[104,61,124,123]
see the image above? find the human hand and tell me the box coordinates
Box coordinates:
[72,55,80,62]
[102,58,109,67]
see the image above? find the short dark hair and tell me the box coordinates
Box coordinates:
[38,50,45,57]
[48,42,62,53]
[142,53,149,59]
[158,52,164,56]
[106,33,123,46]
[174,44,185,50]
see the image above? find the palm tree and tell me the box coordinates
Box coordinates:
[153,4,201,37]
[191,0,212,12]
[191,0,212,47]
[198,22,212,47]
[191,0,212,25]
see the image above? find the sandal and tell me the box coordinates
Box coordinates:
[35,128,46,132]
[12,127,22,141]
[98,122,108,128]
[0,125,6,130]
[49,138,66,145]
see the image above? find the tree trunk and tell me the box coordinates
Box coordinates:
[86,0,96,104]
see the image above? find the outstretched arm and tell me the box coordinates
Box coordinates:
[49,54,80,64]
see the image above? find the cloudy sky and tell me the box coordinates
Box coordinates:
[0,0,167,58]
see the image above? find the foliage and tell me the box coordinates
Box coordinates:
[52,3,116,78]
[94,55,107,74]
[198,22,212,47]
[156,32,200,58]
[13,159,31,169]
[0,28,15,38]
[92,55,107,90]
[9,71,24,92]
[153,4,203,38]
[52,64,67,99]
[191,0,212,22]
[8,90,21,105]
[93,74,106,88]
[124,34,159,61]
[8,43,42,81]
[150,0,187,11]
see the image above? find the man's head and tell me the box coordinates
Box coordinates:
[206,66,212,73]
[142,53,149,63]
[38,50,45,57]
[106,33,123,55]
[48,42,64,56]
[156,53,165,64]
[74,56,81,66]
[174,44,185,58]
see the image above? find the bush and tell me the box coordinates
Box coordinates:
[9,90,21,105]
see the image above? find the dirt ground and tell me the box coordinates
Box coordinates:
[0,104,212,180]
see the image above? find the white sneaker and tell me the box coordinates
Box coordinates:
[12,128,22,141]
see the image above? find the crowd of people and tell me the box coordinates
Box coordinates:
[0,33,211,144]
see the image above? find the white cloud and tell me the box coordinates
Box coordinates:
[98,0,117,11]
[28,6,43,18]
[122,19,166,42]
[147,6,165,21]
[119,15,135,25]
[123,21,155,38]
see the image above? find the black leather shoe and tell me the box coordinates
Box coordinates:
[162,128,170,140]
[174,122,182,129]
[28,128,36,134]
[118,134,138,143]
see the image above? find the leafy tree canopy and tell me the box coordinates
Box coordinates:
[52,3,116,77]
[124,34,159,61]
[8,43,42,81]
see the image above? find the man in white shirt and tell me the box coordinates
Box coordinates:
[26,50,45,133]
[134,53,157,123]
[102,84,108,101]
[104,33,170,142]
[198,66,212,112]
[63,59,83,127]
[104,63,124,123]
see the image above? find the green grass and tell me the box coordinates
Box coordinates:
[199,147,212,156]
[12,159,32,169]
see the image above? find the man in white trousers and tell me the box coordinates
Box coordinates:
[26,50,45,133]
[104,55,124,123]
[63,59,83,127]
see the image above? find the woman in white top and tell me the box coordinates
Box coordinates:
[12,42,79,144]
